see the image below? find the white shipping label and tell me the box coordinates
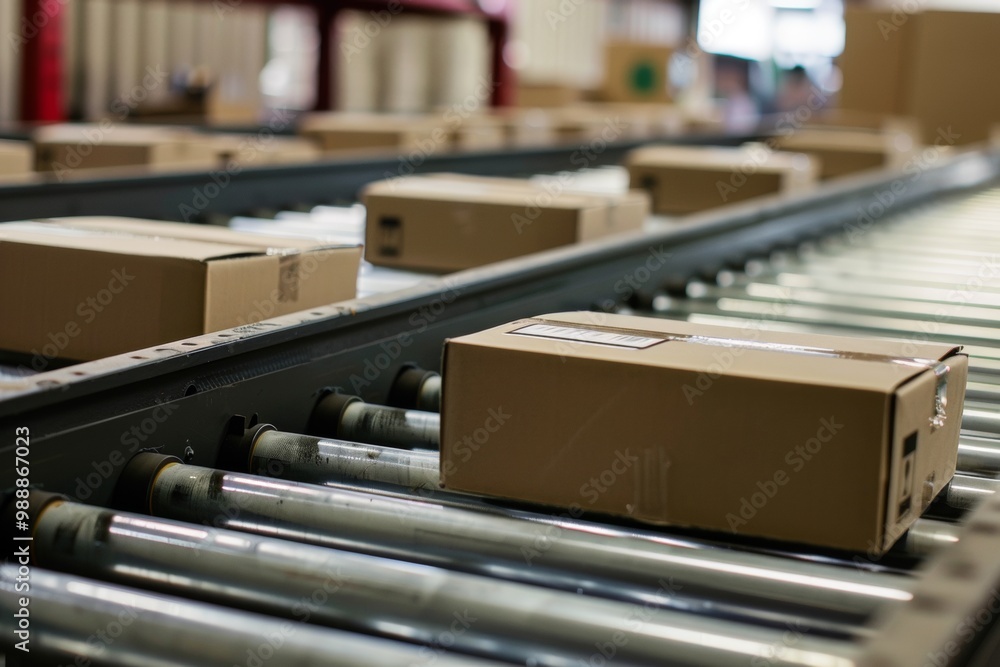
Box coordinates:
[510,324,664,350]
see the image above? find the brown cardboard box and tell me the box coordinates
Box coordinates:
[838,7,910,118]
[423,173,650,230]
[0,218,361,361]
[0,140,33,176]
[299,113,443,153]
[517,83,582,108]
[450,114,507,151]
[904,10,1000,146]
[362,175,647,272]
[625,145,818,215]
[838,8,1000,146]
[770,128,914,180]
[206,135,322,167]
[33,125,221,173]
[491,109,557,147]
[441,312,968,554]
[603,41,673,104]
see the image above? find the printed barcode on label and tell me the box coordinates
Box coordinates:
[510,324,664,349]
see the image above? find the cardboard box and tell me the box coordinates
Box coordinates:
[362,175,647,272]
[770,128,914,180]
[0,140,33,176]
[904,10,1000,146]
[625,145,818,215]
[423,173,650,230]
[450,114,507,151]
[838,8,1000,145]
[491,109,557,147]
[603,41,673,104]
[299,113,443,153]
[517,83,583,108]
[207,135,323,167]
[33,125,221,173]
[441,312,968,554]
[838,8,911,118]
[0,218,362,361]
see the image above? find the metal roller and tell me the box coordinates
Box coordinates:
[389,366,443,412]
[21,495,861,667]
[0,565,502,667]
[311,393,440,449]
[238,425,1000,514]
[115,453,913,630]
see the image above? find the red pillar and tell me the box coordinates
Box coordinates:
[18,0,65,122]
[315,5,339,111]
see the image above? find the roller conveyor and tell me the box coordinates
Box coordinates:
[4,147,1000,665]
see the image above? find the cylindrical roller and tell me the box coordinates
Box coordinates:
[389,366,442,412]
[311,393,440,449]
[944,474,1000,512]
[244,426,440,491]
[25,497,860,667]
[0,565,502,667]
[119,454,913,630]
[239,426,952,562]
[899,519,961,557]
[958,435,1000,476]
[961,408,1000,437]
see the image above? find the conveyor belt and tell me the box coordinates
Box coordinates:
[3,147,1000,665]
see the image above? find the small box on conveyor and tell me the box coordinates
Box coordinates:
[0,140,33,176]
[625,145,818,215]
[769,128,915,180]
[299,113,442,153]
[0,217,362,361]
[33,125,222,173]
[362,174,648,273]
[440,311,967,554]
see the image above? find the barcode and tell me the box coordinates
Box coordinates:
[510,324,664,350]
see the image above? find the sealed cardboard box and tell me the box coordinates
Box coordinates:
[299,113,442,153]
[0,218,361,361]
[517,83,583,108]
[450,114,507,151]
[838,8,1000,145]
[603,41,673,103]
[625,145,818,214]
[362,175,647,272]
[0,140,33,176]
[441,312,968,554]
[33,125,221,173]
[491,109,557,147]
[770,128,915,180]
